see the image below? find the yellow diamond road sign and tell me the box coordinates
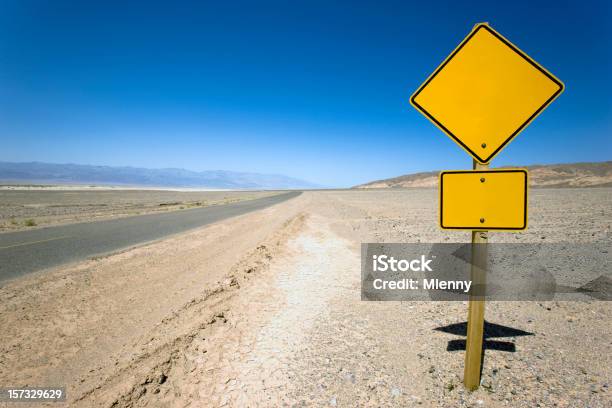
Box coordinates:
[440,169,528,230]
[411,23,564,164]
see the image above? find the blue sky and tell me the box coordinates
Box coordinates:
[0,0,610,187]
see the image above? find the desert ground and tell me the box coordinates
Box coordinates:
[0,188,279,233]
[0,188,610,407]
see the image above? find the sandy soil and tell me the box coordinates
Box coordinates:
[0,189,610,407]
[0,190,279,233]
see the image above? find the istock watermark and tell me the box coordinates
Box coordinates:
[370,254,471,293]
[372,254,433,272]
[361,243,610,301]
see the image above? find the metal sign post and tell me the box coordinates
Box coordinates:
[464,160,488,390]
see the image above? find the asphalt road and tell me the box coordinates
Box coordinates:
[0,191,301,282]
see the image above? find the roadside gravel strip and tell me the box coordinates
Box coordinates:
[0,189,609,407]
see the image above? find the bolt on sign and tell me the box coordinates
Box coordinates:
[411,23,564,164]
[410,22,563,391]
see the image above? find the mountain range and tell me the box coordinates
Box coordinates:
[354,161,612,189]
[0,161,319,190]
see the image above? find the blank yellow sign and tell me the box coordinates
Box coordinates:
[411,23,563,163]
[440,169,528,230]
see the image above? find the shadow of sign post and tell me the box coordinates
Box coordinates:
[435,321,534,354]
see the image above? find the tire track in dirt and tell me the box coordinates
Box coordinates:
[94,214,360,407]
[75,213,308,407]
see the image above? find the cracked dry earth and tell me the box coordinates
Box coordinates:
[0,189,610,407]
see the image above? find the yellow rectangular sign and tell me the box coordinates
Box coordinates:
[411,23,564,164]
[440,169,528,230]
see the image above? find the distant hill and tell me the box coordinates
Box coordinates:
[354,161,612,189]
[0,162,319,190]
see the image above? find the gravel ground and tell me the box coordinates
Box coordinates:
[0,188,609,407]
[0,189,279,232]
